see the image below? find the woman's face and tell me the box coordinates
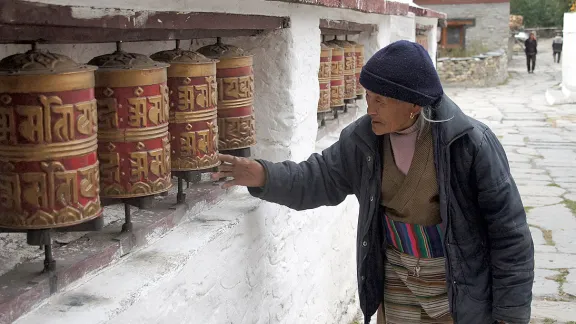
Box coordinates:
[366,90,422,135]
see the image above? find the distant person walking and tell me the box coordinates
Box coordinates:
[525,32,537,73]
[553,33,563,63]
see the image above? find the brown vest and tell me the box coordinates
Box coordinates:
[381,127,441,226]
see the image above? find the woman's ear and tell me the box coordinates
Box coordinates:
[412,104,423,115]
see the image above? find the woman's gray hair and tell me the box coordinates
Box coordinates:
[417,100,454,138]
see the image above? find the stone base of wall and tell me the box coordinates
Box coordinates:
[437,50,508,87]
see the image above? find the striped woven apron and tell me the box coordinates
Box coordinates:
[377,213,452,324]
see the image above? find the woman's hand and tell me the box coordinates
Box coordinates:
[211,154,266,189]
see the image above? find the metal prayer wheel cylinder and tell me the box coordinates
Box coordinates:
[318,44,332,113]
[89,46,172,199]
[350,41,366,98]
[0,49,102,229]
[327,40,356,101]
[197,39,256,152]
[323,43,345,108]
[150,44,220,171]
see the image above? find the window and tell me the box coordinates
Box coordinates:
[446,26,462,45]
[440,19,474,49]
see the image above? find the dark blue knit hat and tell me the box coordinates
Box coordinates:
[359,40,443,107]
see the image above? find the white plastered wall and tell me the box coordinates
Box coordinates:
[415,16,439,68]
[562,12,576,103]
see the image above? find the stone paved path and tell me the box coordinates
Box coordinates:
[446,39,576,323]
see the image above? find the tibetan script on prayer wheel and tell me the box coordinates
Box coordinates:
[0,49,102,229]
[323,43,345,108]
[318,44,332,113]
[348,41,366,98]
[151,43,220,171]
[197,39,256,152]
[89,46,172,198]
[327,40,356,101]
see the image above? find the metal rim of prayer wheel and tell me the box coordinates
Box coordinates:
[326,39,357,101]
[322,42,345,108]
[347,40,366,98]
[88,42,172,199]
[150,40,221,172]
[0,48,102,230]
[196,38,256,152]
[318,44,332,113]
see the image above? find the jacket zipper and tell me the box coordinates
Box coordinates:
[443,132,468,323]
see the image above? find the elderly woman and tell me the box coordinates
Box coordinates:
[212,41,534,324]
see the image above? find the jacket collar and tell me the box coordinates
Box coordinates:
[352,94,474,154]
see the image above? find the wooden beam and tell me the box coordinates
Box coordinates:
[0,1,289,30]
[415,0,508,4]
[0,25,266,44]
[319,19,378,36]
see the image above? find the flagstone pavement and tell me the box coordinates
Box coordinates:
[445,39,576,323]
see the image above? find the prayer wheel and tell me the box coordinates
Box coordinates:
[327,39,356,103]
[150,41,220,172]
[349,41,366,99]
[88,43,172,199]
[318,44,332,114]
[197,38,255,156]
[323,42,345,113]
[0,48,102,230]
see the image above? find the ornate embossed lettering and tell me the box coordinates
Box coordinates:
[330,85,344,106]
[319,62,331,79]
[97,98,119,130]
[129,151,148,180]
[76,100,98,136]
[206,76,218,107]
[161,85,170,116]
[40,162,78,209]
[208,121,218,152]
[0,106,17,145]
[196,129,210,155]
[178,86,195,111]
[219,76,254,100]
[345,56,356,71]
[0,162,21,212]
[218,115,256,150]
[21,172,48,209]
[52,102,76,142]
[331,61,342,76]
[180,132,196,157]
[78,164,99,198]
[128,97,148,127]
[148,95,166,125]
[195,84,209,108]
[99,152,120,183]
[149,148,167,177]
[319,88,330,110]
[17,105,44,143]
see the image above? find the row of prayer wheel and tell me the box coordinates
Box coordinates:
[0,39,256,230]
[318,39,365,114]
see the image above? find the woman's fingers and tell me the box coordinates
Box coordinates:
[217,164,234,172]
[218,154,238,164]
[210,171,234,180]
[221,179,238,189]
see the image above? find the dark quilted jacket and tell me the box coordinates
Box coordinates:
[248,95,534,324]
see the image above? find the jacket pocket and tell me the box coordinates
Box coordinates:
[456,292,493,324]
